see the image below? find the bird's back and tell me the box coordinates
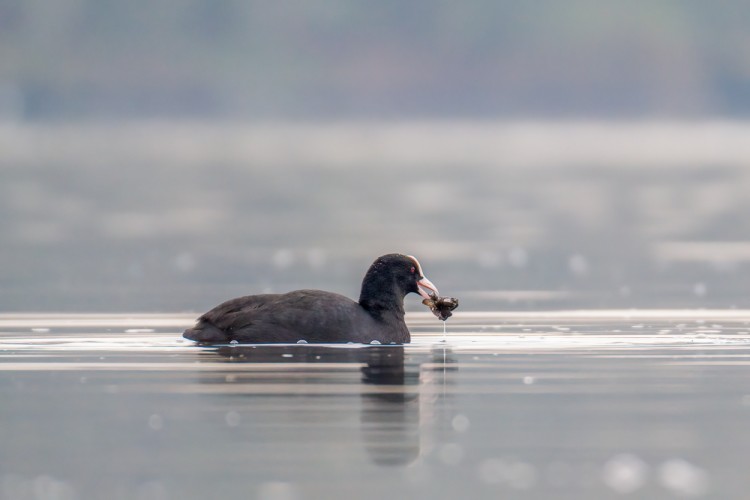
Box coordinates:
[183,290,399,343]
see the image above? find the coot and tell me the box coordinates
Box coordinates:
[183,253,439,344]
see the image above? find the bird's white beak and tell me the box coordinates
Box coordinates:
[417,276,439,300]
[407,254,439,299]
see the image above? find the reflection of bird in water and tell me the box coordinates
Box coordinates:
[203,344,455,467]
[359,346,420,466]
[361,345,419,391]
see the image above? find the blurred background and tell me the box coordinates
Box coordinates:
[2,0,750,312]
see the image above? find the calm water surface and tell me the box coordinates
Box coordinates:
[2,311,750,499]
[4,121,750,500]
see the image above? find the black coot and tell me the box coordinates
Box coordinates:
[183,253,439,344]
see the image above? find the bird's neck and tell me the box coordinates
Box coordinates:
[359,293,405,318]
[359,284,411,344]
[359,282,406,321]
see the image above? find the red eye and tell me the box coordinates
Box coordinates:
[410,266,416,274]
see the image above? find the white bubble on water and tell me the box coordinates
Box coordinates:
[296,340,308,344]
[257,481,298,500]
[148,414,163,431]
[658,459,709,497]
[602,453,649,494]
[568,254,589,276]
[225,411,241,427]
[508,247,528,268]
[173,252,196,273]
[305,248,326,270]
[272,249,295,270]
[281,353,293,358]
[229,340,238,345]
[523,376,535,385]
[30,475,77,500]
[369,340,381,345]
[451,414,470,433]
[437,443,464,466]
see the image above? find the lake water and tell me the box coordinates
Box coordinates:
[3,120,750,498]
[3,121,750,312]
[2,310,750,500]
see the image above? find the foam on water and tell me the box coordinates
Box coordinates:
[1,311,749,355]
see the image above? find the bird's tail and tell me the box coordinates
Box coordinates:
[183,321,229,344]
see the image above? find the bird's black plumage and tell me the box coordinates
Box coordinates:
[183,253,438,344]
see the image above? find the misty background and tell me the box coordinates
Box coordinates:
[2,1,750,312]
